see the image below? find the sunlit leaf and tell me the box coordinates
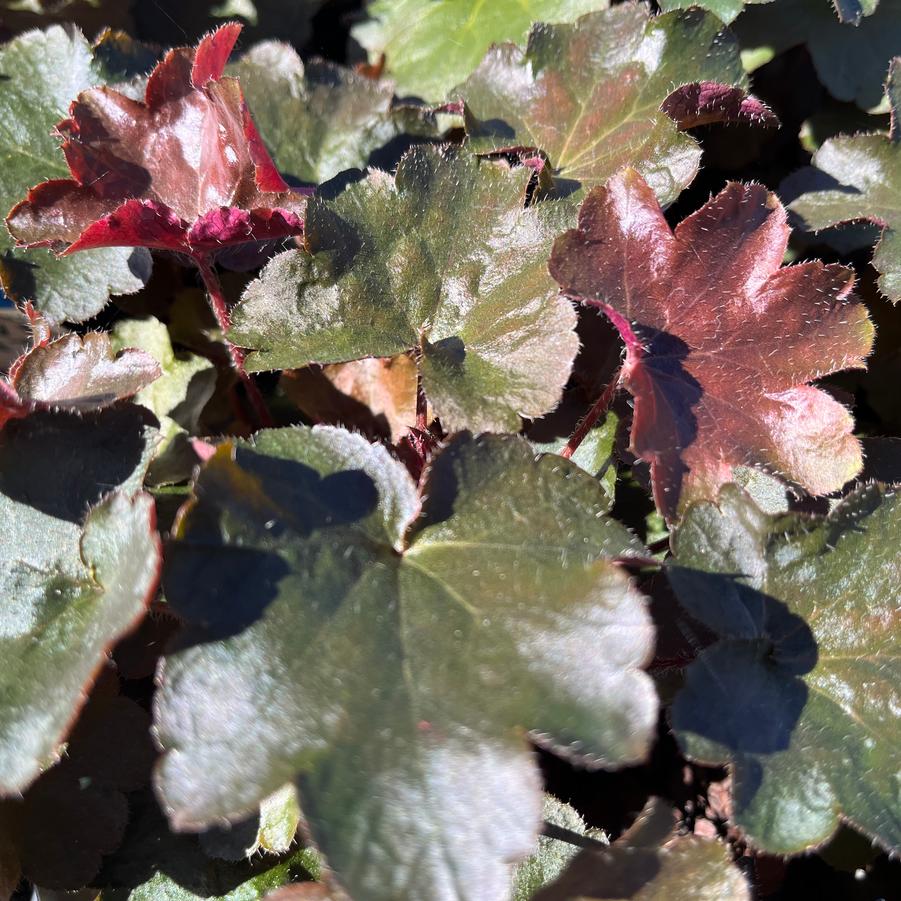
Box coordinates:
[352,0,610,102]
[549,168,874,520]
[231,146,579,433]
[155,427,656,901]
[454,6,758,204]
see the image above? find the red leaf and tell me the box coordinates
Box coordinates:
[6,25,306,260]
[549,168,874,520]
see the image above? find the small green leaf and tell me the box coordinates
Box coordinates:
[454,6,747,204]
[531,412,619,510]
[352,0,610,102]
[230,41,436,186]
[788,58,901,303]
[231,146,579,433]
[669,484,900,853]
[0,26,151,322]
[659,0,770,26]
[155,427,656,901]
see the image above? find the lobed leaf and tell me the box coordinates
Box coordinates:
[0,26,150,323]
[351,0,610,102]
[230,145,580,433]
[6,24,306,262]
[549,168,874,520]
[788,58,901,303]
[453,6,758,204]
[155,426,657,901]
[669,484,901,853]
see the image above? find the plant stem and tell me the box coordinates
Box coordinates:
[415,366,428,431]
[541,821,608,850]
[194,255,273,429]
[560,366,622,460]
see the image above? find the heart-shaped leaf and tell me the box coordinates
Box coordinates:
[534,798,750,900]
[453,6,763,204]
[0,405,159,793]
[549,168,874,520]
[0,26,151,323]
[351,0,609,102]
[155,426,657,901]
[6,24,306,263]
[230,145,579,433]
[230,41,436,187]
[669,484,900,853]
[12,332,161,410]
[788,58,901,303]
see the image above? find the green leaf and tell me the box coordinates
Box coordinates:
[454,6,747,203]
[734,0,901,111]
[669,484,901,853]
[230,41,436,186]
[155,427,657,901]
[0,26,151,322]
[512,796,604,901]
[534,798,750,900]
[0,405,158,793]
[788,58,901,303]
[531,412,619,510]
[352,0,610,102]
[0,489,159,794]
[231,146,579,433]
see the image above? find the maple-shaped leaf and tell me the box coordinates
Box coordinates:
[549,168,874,520]
[6,23,306,262]
[669,484,900,854]
[788,58,901,303]
[0,405,158,793]
[453,6,771,204]
[351,0,609,103]
[230,146,579,433]
[734,0,900,113]
[534,798,750,900]
[11,331,161,410]
[0,26,151,323]
[155,427,657,901]
[230,41,437,187]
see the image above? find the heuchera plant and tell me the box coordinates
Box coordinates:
[0,3,898,901]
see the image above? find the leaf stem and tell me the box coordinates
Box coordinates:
[194,255,273,429]
[561,366,622,460]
